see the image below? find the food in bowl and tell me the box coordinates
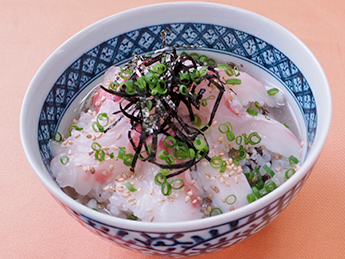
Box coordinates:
[49,45,303,222]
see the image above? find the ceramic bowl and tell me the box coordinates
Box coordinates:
[20,2,331,257]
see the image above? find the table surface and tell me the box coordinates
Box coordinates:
[2,0,344,258]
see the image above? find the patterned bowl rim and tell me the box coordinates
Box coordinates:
[21,2,331,232]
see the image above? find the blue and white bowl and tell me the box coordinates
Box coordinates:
[20,2,331,257]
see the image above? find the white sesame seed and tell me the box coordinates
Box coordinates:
[185,196,191,203]
[234,176,239,184]
[146,208,153,212]
[117,133,122,140]
[201,161,208,166]
[121,193,129,198]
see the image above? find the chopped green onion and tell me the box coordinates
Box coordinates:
[196,149,208,160]
[201,95,215,107]
[226,131,235,142]
[210,156,223,169]
[199,66,208,77]
[229,146,247,162]
[236,135,243,145]
[225,78,241,85]
[192,114,202,126]
[52,131,63,143]
[282,122,289,128]
[207,58,216,67]
[109,152,115,158]
[267,88,279,96]
[164,155,175,165]
[158,149,169,160]
[217,64,234,77]
[117,147,126,159]
[198,55,208,63]
[193,137,207,151]
[161,182,172,196]
[124,182,137,192]
[173,142,190,160]
[220,161,227,173]
[247,107,258,116]
[170,179,184,190]
[245,172,255,181]
[127,214,138,220]
[247,193,256,203]
[160,168,170,176]
[252,186,262,198]
[139,144,151,161]
[95,149,105,162]
[285,168,296,179]
[92,122,104,132]
[254,101,261,110]
[123,153,134,166]
[119,69,133,79]
[144,72,159,86]
[91,142,102,151]
[289,155,299,165]
[179,72,190,85]
[190,52,199,59]
[68,125,83,136]
[185,149,194,159]
[254,179,264,190]
[225,194,237,205]
[97,113,109,127]
[264,181,277,193]
[199,124,211,134]
[248,132,261,145]
[109,81,119,91]
[263,164,275,178]
[209,207,223,217]
[154,173,166,186]
[151,63,167,75]
[164,136,177,148]
[135,77,146,90]
[158,149,175,165]
[60,155,69,165]
[179,84,189,95]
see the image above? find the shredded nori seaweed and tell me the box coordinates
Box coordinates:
[100,46,226,178]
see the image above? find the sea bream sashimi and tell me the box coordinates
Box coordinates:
[50,50,303,222]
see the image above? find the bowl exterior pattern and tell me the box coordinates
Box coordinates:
[61,170,309,257]
[37,22,317,256]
